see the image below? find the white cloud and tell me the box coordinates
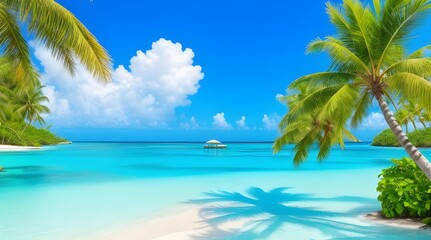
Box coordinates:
[212,112,231,129]
[34,38,204,127]
[180,116,199,129]
[262,113,281,130]
[235,116,249,129]
[361,112,387,129]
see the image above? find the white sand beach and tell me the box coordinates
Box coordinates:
[95,206,428,240]
[93,204,254,240]
[0,144,40,152]
[364,212,427,229]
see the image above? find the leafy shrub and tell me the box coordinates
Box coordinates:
[377,157,431,225]
[372,128,431,147]
[0,122,67,146]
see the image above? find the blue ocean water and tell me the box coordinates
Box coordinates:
[0,142,430,239]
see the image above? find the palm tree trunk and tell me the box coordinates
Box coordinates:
[22,119,32,132]
[409,117,417,131]
[419,119,427,129]
[376,95,431,181]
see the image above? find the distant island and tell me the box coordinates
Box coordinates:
[372,128,431,148]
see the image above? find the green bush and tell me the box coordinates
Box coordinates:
[0,122,67,146]
[377,157,431,225]
[372,128,431,147]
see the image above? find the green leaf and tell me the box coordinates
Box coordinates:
[386,72,431,111]
[396,203,404,215]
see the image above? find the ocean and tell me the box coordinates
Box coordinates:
[0,142,430,239]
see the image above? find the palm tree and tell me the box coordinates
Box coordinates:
[394,108,414,133]
[274,84,358,165]
[420,111,431,128]
[274,0,431,181]
[0,0,112,83]
[14,85,50,132]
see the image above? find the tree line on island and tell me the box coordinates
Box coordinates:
[0,0,112,146]
[372,98,431,147]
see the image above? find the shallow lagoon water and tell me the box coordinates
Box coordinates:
[0,142,430,239]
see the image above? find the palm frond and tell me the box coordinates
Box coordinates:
[8,0,112,81]
[317,125,334,161]
[287,85,344,121]
[343,128,359,142]
[318,84,359,125]
[376,0,431,70]
[292,128,318,166]
[307,37,370,73]
[343,0,376,65]
[386,72,431,111]
[0,2,32,81]
[326,2,351,36]
[384,58,431,78]
[372,0,381,17]
[289,72,356,89]
[350,89,371,128]
[407,44,431,59]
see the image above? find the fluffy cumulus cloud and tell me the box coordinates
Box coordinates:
[212,112,231,129]
[34,38,204,127]
[361,112,387,129]
[262,113,281,130]
[235,116,249,129]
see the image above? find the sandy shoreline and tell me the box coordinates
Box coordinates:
[0,144,41,152]
[90,204,249,240]
[90,205,429,240]
[91,207,416,240]
[363,211,427,229]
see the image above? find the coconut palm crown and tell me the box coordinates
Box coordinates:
[274,0,431,181]
[0,0,112,83]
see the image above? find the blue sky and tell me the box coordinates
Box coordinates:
[34,0,430,142]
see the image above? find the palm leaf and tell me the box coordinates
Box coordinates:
[384,58,431,78]
[287,85,344,120]
[318,84,359,124]
[343,0,376,65]
[307,37,370,73]
[407,44,431,59]
[289,72,356,89]
[350,89,371,128]
[0,2,32,81]
[376,0,431,70]
[8,0,112,81]
[386,72,431,111]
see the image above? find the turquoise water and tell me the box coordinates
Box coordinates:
[0,142,430,239]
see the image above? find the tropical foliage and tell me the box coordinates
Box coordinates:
[372,128,431,147]
[0,0,112,83]
[274,0,431,181]
[377,157,431,225]
[0,121,66,146]
[0,0,113,146]
[274,85,358,165]
[14,85,50,132]
[394,98,431,132]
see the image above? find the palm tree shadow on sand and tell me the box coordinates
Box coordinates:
[187,187,431,240]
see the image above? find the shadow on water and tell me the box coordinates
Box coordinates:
[188,187,431,240]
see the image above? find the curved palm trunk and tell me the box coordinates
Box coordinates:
[419,119,427,129]
[409,117,417,131]
[376,95,431,181]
